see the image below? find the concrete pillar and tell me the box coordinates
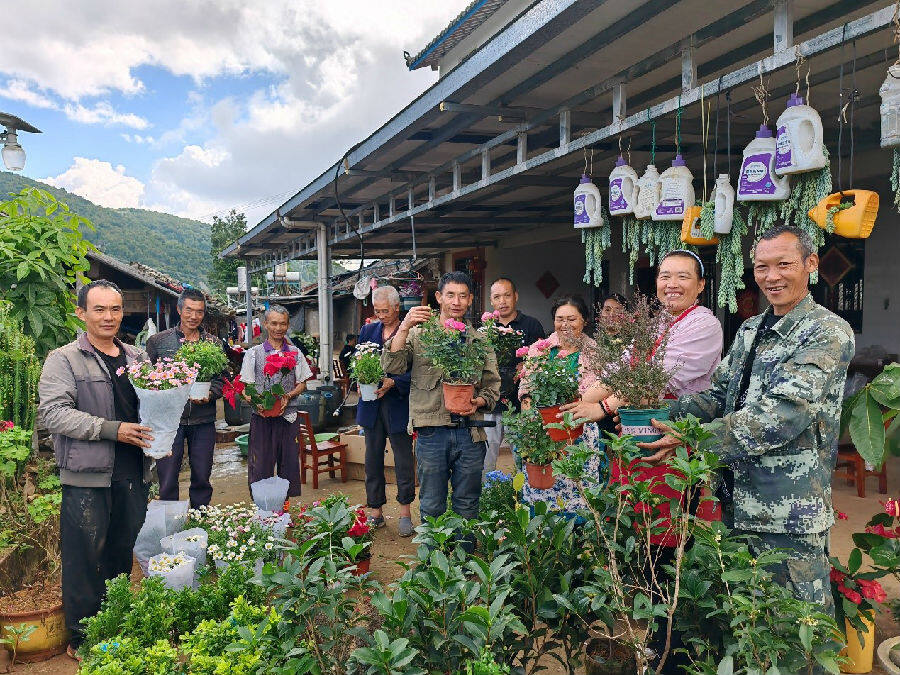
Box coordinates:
[316,223,334,380]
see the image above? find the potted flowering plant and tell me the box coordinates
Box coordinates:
[478,310,524,368]
[830,552,887,673]
[349,342,384,401]
[586,294,675,447]
[418,316,487,415]
[398,281,423,311]
[518,338,582,442]
[222,351,297,417]
[174,338,229,402]
[122,359,199,458]
[502,407,566,489]
[292,494,373,574]
[185,503,279,573]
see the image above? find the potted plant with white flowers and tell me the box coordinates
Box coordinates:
[349,342,385,402]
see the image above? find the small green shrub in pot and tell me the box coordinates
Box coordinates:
[174,338,229,382]
[502,408,566,488]
[350,341,385,401]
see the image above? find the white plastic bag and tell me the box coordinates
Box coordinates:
[155,499,190,535]
[133,384,193,459]
[161,527,208,568]
[148,553,196,591]
[134,505,167,575]
[254,509,291,538]
[250,476,290,512]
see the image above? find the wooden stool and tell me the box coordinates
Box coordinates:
[835,442,887,498]
[298,411,347,489]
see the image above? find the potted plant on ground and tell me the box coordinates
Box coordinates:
[478,310,524,369]
[830,550,887,674]
[398,281,424,311]
[175,338,229,402]
[0,420,66,663]
[222,351,297,418]
[349,342,384,402]
[418,316,487,415]
[502,407,566,489]
[517,338,582,441]
[586,294,674,446]
[292,494,373,575]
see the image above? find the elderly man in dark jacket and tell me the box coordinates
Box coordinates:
[146,288,229,507]
[39,280,154,658]
[357,286,415,536]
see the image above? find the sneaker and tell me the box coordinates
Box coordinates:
[398,516,415,538]
[367,515,386,529]
[66,645,83,662]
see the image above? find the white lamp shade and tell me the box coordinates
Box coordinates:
[2,134,25,171]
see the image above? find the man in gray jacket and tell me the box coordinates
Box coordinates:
[38,280,154,658]
[146,288,228,507]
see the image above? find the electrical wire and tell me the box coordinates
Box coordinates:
[333,153,365,280]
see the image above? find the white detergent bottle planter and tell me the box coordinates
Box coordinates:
[652,154,694,221]
[737,125,790,202]
[880,64,900,147]
[573,174,604,228]
[633,164,660,219]
[608,155,638,216]
[774,94,826,175]
[712,173,735,234]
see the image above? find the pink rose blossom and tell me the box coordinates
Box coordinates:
[444,319,466,331]
[515,346,529,358]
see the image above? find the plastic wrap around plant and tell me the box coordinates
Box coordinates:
[161,527,208,568]
[147,552,196,591]
[254,509,291,537]
[133,384,194,458]
[250,476,290,512]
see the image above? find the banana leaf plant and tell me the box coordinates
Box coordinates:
[841,363,900,469]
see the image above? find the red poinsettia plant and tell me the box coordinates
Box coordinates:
[222,351,297,415]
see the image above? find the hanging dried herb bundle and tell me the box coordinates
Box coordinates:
[716,206,749,313]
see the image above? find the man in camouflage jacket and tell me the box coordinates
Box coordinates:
[643,225,854,615]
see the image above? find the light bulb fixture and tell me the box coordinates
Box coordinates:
[1,129,25,171]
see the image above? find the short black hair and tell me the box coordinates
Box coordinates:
[177,287,206,311]
[437,271,474,293]
[77,279,123,310]
[551,295,590,323]
[660,249,704,278]
[345,334,357,342]
[755,224,815,259]
[490,277,517,293]
[601,292,629,310]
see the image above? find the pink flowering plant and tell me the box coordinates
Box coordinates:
[120,358,198,391]
[478,310,524,368]
[518,338,579,408]
[418,315,487,384]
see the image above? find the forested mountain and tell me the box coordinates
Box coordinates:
[0,172,211,285]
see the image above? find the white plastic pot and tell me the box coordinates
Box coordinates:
[358,382,379,401]
[189,380,211,402]
[161,527,209,568]
[250,476,290,512]
[148,553,196,591]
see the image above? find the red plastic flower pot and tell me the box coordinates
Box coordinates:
[349,557,371,576]
[259,397,286,418]
[525,462,555,490]
[442,382,475,415]
[538,404,584,442]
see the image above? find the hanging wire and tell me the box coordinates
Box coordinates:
[410,212,417,261]
[752,66,770,126]
[647,108,656,165]
[837,24,847,194]
[675,94,683,155]
[850,39,857,189]
[713,77,721,179]
[700,84,709,201]
[726,90,732,178]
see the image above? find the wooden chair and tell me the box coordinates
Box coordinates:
[298,410,347,489]
[835,440,888,498]
[332,358,350,398]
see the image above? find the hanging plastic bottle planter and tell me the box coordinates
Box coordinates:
[737,125,790,201]
[634,164,660,219]
[681,206,718,246]
[573,174,604,229]
[608,155,638,216]
[653,155,694,221]
[808,190,879,239]
[880,64,900,148]
[774,94,826,175]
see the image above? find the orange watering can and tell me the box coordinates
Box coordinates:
[808,190,878,239]
[681,206,719,246]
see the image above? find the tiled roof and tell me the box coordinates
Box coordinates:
[405,0,509,71]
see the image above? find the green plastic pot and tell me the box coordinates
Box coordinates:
[236,433,249,457]
[618,406,670,450]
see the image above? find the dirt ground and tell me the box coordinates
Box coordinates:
[16,439,900,674]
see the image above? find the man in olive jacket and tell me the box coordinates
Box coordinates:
[383,271,500,521]
[38,280,154,657]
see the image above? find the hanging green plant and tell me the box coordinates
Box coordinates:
[825,201,853,233]
[891,149,900,212]
[622,214,641,284]
[716,206,749,313]
[0,302,41,432]
[778,146,831,256]
[582,206,611,286]
[698,201,716,241]
[744,202,779,237]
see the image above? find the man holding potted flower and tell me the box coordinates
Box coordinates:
[383,271,500,521]
[146,289,231,508]
[238,305,313,503]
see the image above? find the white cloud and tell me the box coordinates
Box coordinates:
[42,157,145,209]
[63,102,149,129]
[0,79,56,109]
[121,133,155,144]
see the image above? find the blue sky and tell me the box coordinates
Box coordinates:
[0,1,468,225]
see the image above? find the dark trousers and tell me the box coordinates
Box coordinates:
[363,403,415,509]
[247,414,301,497]
[415,426,485,520]
[156,422,216,508]
[61,479,148,647]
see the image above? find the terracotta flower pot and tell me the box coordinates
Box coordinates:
[259,397,286,418]
[442,382,475,414]
[525,462,555,490]
[538,403,584,442]
[349,557,371,576]
[0,602,68,663]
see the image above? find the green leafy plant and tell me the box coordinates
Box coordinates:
[586,293,674,409]
[825,200,853,233]
[292,495,373,564]
[350,629,425,675]
[518,338,580,408]
[0,303,41,431]
[502,408,566,466]
[0,188,95,356]
[478,311,524,368]
[349,342,385,385]
[174,338,228,382]
[479,471,516,521]
[291,332,320,360]
[841,362,900,468]
[830,550,886,642]
[418,315,487,384]
[81,637,182,675]
[583,217,611,287]
[464,648,511,675]
[713,206,749,313]
[0,623,36,664]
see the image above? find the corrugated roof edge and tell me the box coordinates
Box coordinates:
[405,0,504,70]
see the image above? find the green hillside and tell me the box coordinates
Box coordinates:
[0,172,211,286]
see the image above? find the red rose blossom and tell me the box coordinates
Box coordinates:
[882,499,900,518]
